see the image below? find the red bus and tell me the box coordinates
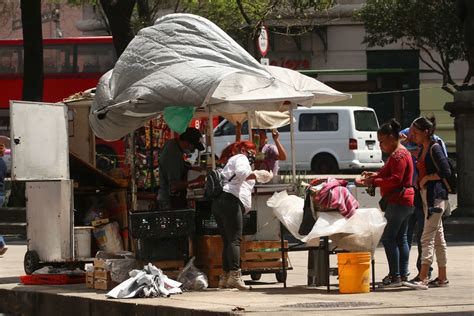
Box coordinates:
[0,36,218,170]
[0,36,125,169]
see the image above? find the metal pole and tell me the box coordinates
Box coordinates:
[208,106,216,169]
[289,108,296,183]
[127,132,137,211]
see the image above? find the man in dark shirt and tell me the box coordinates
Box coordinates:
[157,128,205,210]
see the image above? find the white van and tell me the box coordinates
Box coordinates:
[212,106,384,173]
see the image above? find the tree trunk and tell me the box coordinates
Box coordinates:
[137,0,152,27]
[100,0,136,58]
[21,0,43,101]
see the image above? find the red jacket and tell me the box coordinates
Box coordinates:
[373,148,414,206]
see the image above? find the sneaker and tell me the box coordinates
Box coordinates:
[401,275,408,282]
[404,280,428,290]
[0,247,7,256]
[428,278,449,288]
[379,275,403,288]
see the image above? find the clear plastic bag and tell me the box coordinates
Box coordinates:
[177,257,208,291]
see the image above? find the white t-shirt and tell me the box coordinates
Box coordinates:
[222,154,255,213]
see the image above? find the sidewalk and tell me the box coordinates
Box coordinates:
[1,240,473,315]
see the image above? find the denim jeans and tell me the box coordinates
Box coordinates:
[211,192,243,272]
[382,203,414,277]
[407,205,425,272]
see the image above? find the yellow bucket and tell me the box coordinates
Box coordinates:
[337,252,371,294]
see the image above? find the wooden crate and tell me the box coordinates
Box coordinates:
[85,271,94,289]
[241,240,289,272]
[193,236,290,287]
[93,266,117,291]
[94,278,115,290]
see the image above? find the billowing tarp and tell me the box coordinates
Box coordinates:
[90,13,350,141]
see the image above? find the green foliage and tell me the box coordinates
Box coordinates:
[357,0,465,91]
[182,0,269,44]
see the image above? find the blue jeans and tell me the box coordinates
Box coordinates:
[382,203,414,278]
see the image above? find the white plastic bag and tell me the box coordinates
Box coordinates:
[254,170,273,183]
[267,190,386,252]
[93,222,124,253]
[177,257,208,291]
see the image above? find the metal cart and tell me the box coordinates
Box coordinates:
[10,101,93,274]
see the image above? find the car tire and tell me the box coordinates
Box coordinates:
[311,154,339,174]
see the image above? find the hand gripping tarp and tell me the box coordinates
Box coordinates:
[90,13,350,141]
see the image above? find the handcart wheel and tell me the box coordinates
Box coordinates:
[275,271,287,283]
[250,273,262,281]
[24,250,40,275]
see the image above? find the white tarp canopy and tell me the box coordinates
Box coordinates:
[90,13,350,141]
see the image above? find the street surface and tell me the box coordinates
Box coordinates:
[0,176,472,315]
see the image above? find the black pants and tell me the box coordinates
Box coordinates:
[211,192,243,272]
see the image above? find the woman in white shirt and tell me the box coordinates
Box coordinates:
[212,140,271,290]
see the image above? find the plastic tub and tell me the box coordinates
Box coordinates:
[74,226,93,259]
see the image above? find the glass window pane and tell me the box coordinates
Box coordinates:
[299,113,338,131]
[220,121,236,135]
[354,110,379,131]
[43,44,74,73]
[0,46,22,74]
[278,124,290,132]
[77,43,115,73]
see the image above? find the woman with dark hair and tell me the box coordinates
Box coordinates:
[405,116,451,290]
[361,119,415,287]
[212,141,272,290]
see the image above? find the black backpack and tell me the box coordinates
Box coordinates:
[204,168,235,199]
[430,144,457,194]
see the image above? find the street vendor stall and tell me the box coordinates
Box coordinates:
[10,100,130,276]
[88,13,353,287]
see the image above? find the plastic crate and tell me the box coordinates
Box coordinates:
[129,209,195,239]
[195,210,257,236]
[135,237,189,261]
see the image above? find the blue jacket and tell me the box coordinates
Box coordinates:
[423,142,451,208]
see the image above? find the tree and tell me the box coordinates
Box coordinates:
[21,0,43,101]
[69,0,334,59]
[357,0,465,95]
[99,0,136,58]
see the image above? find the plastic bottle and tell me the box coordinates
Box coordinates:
[347,181,357,199]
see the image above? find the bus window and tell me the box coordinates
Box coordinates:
[43,44,74,73]
[0,46,22,74]
[77,44,115,73]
